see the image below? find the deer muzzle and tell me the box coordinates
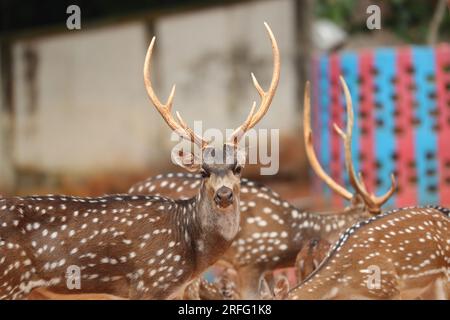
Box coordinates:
[214,186,234,208]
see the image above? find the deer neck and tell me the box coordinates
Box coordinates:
[180,182,240,274]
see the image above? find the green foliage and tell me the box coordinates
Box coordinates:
[315,0,450,43]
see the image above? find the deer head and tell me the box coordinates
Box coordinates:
[143,22,280,219]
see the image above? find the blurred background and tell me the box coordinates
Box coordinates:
[0,0,449,209]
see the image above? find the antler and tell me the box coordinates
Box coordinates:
[333,76,396,214]
[303,81,354,202]
[144,37,208,149]
[229,22,281,144]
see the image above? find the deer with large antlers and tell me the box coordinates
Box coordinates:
[277,78,450,300]
[0,23,280,300]
[124,78,397,298]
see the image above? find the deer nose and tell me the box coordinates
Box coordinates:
[214,186,233,208]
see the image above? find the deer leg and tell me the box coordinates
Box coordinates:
[398,277,448,300]
[262,270,275,288]
[169,278,198,300]
[237,265,266,299]
[420,277,448,300]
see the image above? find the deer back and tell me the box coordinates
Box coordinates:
[0,195,205,299]
[288,206,450,300]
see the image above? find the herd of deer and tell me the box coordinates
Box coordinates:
[0,23,449,300]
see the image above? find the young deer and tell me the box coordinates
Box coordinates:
[0,23,280,300]
[294,238,331,283]
[183,262,240,300]
[282,78,450,300]
[259,273,290,300]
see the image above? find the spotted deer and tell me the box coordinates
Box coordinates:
[0,23,280,300]
[281,78,450,300]
[285,205,450,300]
[126,80,395,299]
[128,177,371,299]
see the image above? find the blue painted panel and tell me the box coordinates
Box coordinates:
[319,55,331,197]
[374,49,397,207]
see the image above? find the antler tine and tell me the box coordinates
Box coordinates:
[144,36,207,148]
[336,75,397,214]
[332,77,362,201]
[303,81,353,201]
[333,123,363,207]
[248,22,280,129]
[175,111,208,148]
[229,22,280,145]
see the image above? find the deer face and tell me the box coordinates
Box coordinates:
[172,143,245,210]
[200,144,245,210]
[172,144,245,243]
[145,22,279,210]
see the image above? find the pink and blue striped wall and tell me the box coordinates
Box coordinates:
[311,45,450,208]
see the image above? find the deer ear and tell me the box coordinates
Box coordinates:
[258,277,273,300]
[171,148,201,172]
[235,147,247,167]
[273,275,289,299]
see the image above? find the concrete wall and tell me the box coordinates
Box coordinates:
[2,0,300,189]
[0,44,16,190]
[12,22,156,175]
[156,0,297,132]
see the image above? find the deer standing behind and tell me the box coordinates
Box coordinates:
[286,205,450,300]
[0,23,280,300]
[274,78,449,300]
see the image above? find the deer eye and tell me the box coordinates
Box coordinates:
[233,165,242,175]
[200,169,210,178]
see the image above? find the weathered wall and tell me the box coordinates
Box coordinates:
[3,0,302,191]
[12,23,157,175]
[0,44,16,191]
[156,0,297,133]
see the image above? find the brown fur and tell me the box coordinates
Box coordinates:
[128,173,369,298]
